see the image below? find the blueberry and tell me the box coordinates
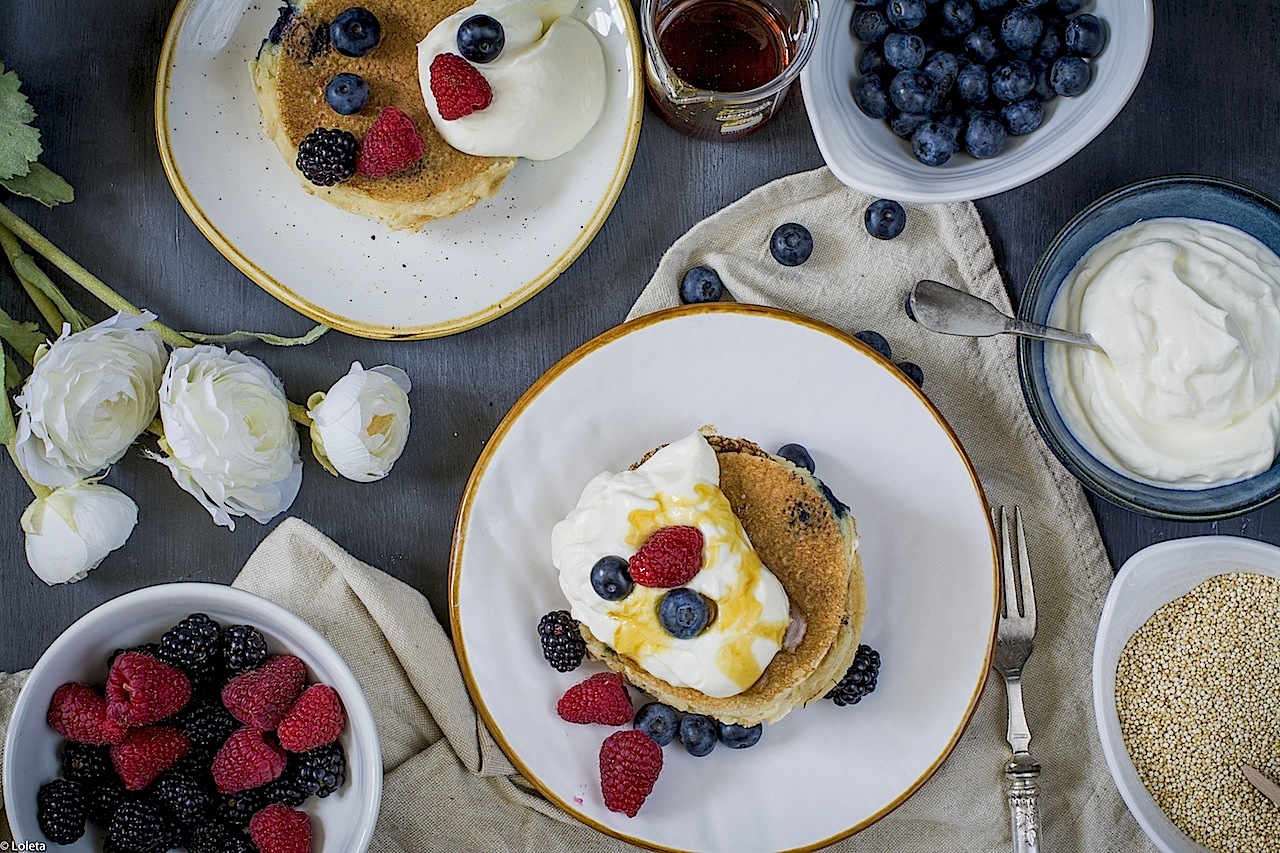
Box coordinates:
[1054,0,1087,12]
[884,0,928,30]
[679,266,725,303]
[999,8,1044,52]
[936,110,966,141]
[1064,13,1105,57]
[889,110,931,139]
[853,73,895,119]
[776,443,816,473]
[1050,55,1090,96]
[921,50,959,95]
[1017,0,1052,6]
[911,120,956,166]
[678,714,718,757]
[897,361,925,388]
[1029,57,1056,101]
[990,59,1035,101]
[1036,21,1064,60]
[717,721,763,749]
[770,223,813,266]
[590,555,633,601]
[850,9,891,44]
[865,198,907,240]
[964,25,1001,64]
[955,62,990,104]
[883,32,926,69]
[854,330,893,360]
[938,0,977,38]
[888,69,937,113]
[1001,96,1043,135]
[964,112,1007,158]
[858,46,887,75]
[329,7,381,57]
[633,703,680,746]
[659,589,712,639]
[324,73,369,115]
[973,0,1006,10]
[457,14,505,63]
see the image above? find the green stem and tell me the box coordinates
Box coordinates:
[288,400,312,428]
[0,225,76,333]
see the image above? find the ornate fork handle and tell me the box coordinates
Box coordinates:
[1006,751,1042,853]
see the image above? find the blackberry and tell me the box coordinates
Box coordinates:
[827,644,882,706]
[216,787,268,827]
[262,764,310,807]
[61,740,111,786]
[153,769,213,828]
[106,797,171,852]
[220,624,269,673]
[87,776,128,827]
[295,742,346,798]
[178,697,240,760]
[296,128,359,186]
[537,610,586,672]
[109,642,161,668]
[191,822,257,853]
[37,779,88,845]
[160,612,224,690]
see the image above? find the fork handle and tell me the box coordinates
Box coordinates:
[1006,752,1041,853]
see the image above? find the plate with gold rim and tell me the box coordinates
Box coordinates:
[155,0,642,340]
[450,304,998,852]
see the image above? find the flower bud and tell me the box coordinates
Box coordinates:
[20,481,138,584]
[307,362,411,482]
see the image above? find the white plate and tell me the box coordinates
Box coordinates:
[801,1,1154,203]
[1093,536,1280,853]
[450,304,998,852]
[155,0,642,339]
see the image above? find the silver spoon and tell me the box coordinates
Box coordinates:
[907,279,1103,351]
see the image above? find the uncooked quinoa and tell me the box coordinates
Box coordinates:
[1115,572,1280,852]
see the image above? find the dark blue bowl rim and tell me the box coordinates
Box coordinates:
[1016,174,1280,521]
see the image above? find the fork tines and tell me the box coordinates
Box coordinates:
[995,506,1035,629]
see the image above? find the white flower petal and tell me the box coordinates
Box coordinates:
[20,482,138,584]
[308,362,412,482]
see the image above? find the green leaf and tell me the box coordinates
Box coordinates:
[182,324,330,346]
[0,349,15,446]
[10,252,91,332]
[0,306,45,364]
[0,162,73,207]
[0,63,41,181]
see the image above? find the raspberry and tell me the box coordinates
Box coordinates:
[356,106,426,177]
[213,726,287,794]
[249,803,312,853]
[429,52,493,120]
[629,525,704,588]
[110,725,190,790]
[537,610,586,672]
[277,683,345,753]
[47,682,124,745]
[599,729,663,817]
[106,651,193,728]
[556,672,633,726]
[221,654,307,731]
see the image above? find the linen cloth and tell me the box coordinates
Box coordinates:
[0,166,1154,851]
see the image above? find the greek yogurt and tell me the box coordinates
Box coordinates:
[417,0,607,160]
[550,432,791,697]
[1047,217,1280,487]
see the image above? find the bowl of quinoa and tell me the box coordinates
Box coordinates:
[1093,536,1280,852]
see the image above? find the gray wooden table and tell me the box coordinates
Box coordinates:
[2,1,1278,672]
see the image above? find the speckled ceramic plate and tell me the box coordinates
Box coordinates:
[450,304,998,852]
[155,0,642,339]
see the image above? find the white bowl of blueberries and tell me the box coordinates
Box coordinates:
[801,0,1154,203]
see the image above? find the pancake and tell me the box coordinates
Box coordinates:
[580,434,866,726]
[250,0,515,230]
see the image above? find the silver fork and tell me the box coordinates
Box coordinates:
[993,506,1041,853]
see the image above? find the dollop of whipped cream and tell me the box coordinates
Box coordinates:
[417,0,607,160]
[551,432,791,697]
[1047,216,1280,487]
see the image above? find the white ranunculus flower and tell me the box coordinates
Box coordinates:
[150,345,302,530]
[13,311,166,488]
[21,480,138,584]
[307,362,411,482]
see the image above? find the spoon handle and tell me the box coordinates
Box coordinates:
[1004,317,1102,351]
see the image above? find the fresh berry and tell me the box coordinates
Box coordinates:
[717,720,763,749]
[769,222,814,266]
[850,8,890,44]
[537,610,587,672]
[263,762,310,807]
[599,729,663,817]
[827,644,882,706]
[898,361,925,388]
[221,654,307,731]
[888,69,937,113]
[177,696,241,761]
[37,779,88,844]
[159,612,224,688]
[216,787,270,827]
[221,624,270,674]
[990,59,1035,102]
[854,330,893,360]
[632,702,679,746]
[250,803,312,853]
[852,73,893,119]
[277,684,345,753]
[964,112,1008,159]
[110,725,190,790]
[48,682,123,745]
[556,672,633,726]
[911,120,956,166]
[294,742,346,798]
[776,443,815,474]
[590,555,634,601]
[106,797,172,853]
[679,266,725,304]
[153,769,215,828]
[677,713,717,757]
[213,726,288,794]
[329,7,381,57]
[295,127,359,186]
[325,72,370,115]
[1064,13,1104,57]
[429,52,493,120]
[191,822,258,853]
[1002,97,1045,135]
[1000,7,1044,51]
[60,741,111,785]
[457,14,505,63]
[1050,54,1090,96]
[865,199,906,240]
[356,106,426,178]
[658,588,712,639]
[629,525,704,588]
[106,651,193,728]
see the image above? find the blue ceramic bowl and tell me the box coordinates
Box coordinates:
[1017,175,1280,521]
